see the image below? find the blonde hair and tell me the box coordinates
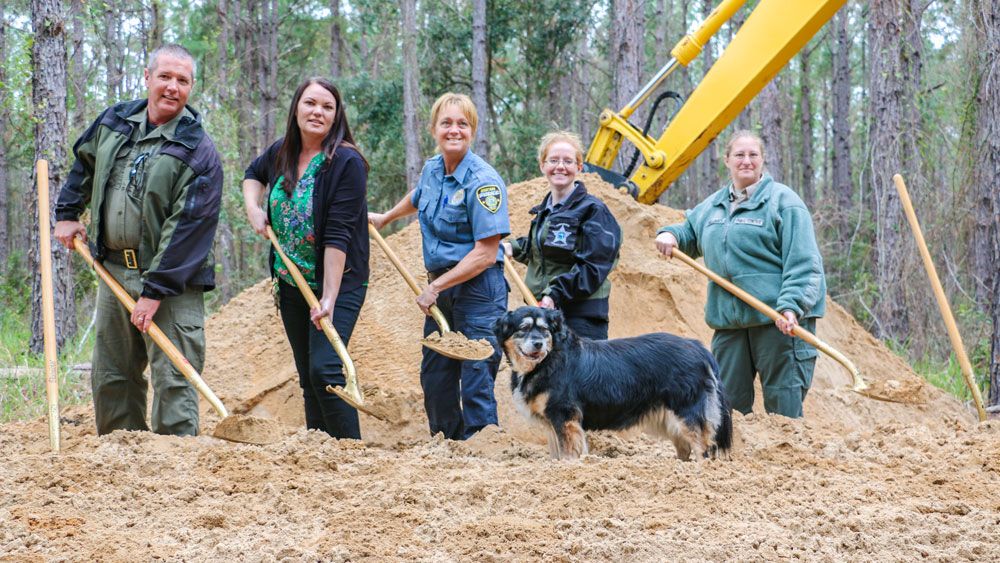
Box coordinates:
[724,129,766,160]
[428,92,479,137]
[537,130,585,165]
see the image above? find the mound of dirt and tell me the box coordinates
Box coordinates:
[2,174,998,560]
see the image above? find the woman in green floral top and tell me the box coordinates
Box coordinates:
[242,77,370,439]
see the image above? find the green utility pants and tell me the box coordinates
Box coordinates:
[711,319,818,418]
[91,260,204,436]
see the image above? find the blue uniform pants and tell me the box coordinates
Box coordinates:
[421,264,507,440]
[278,281,366,439]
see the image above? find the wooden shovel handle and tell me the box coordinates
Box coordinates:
[367,222,451,332]
[37,160,60,452]
[893,174,986,421]
[503,255,539,307]
[671,248,867,392]
[73,238,229,418]
[265,226,358,382]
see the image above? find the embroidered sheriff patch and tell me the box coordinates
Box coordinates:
[476,185,503,213]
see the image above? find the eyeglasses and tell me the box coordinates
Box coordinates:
[544,158,578,167]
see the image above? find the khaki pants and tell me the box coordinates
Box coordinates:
[711,319,818,418]
[91,261,204,436]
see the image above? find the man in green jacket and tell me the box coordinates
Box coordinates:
[655,131,825,418]
[54,44,223,436]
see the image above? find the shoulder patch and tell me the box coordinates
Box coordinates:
[476,185,503,214]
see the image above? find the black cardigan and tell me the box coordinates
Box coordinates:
[244,139,370,293]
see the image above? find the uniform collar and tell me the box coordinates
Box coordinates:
[115,99,204,150]
[127,106,193,142]
[713,174,773,210]
[438,150,477,183]
[534,181,588,215]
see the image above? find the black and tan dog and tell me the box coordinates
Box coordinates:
[495,306,732,461]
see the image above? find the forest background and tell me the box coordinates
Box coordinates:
[0,0,998,419]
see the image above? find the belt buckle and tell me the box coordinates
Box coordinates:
[123,249,138,269]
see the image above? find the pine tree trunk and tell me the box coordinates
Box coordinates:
[401,0,423,190]
[472,0,490,158]
[867,0,925,340]
[217,0,230,108]
[758,79,785,182]
[611,0,645,116]
[969,0,1000,406]
[30,0,76,352]
[257,0,279,152]
[0,1,8,270]
[798,51,815,208]
[103,0,123,102]
[831,7,853,237]
[329,0,341,77]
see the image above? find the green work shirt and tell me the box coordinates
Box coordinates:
[102,108,192,251]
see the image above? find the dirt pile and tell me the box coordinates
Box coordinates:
[2,174,998,560]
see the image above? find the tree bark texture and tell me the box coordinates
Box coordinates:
[866,0,925,340]
[798,51,815,208]
[472,0,490,158]
[758,79,785,183]
[401,0,423,190]
[103,0,124,103]
[31,0,77,351]
[330,0,342,77]
[969,0,1000,406]
[831,7,853,237]
[257,0,280,153]
[611,0,645,117]
[0,1,9,269]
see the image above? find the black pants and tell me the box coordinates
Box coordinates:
[565,315,609,340]
[278,281,366,439]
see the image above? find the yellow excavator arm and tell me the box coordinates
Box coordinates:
[585,0,847,204]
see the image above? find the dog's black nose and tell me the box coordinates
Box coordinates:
[532,341,543,350]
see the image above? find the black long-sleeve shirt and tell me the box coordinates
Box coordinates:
[244,139,370,293]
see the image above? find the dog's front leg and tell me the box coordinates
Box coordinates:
[552,416,588,460]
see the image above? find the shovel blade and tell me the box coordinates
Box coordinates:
[211,414,286,445]
[326,384,388,421]
[420,331,494,361]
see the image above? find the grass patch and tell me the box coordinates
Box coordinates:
[0,310,95,424]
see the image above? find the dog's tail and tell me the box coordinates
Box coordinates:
[713,386,733,454]
[706,355,733,457]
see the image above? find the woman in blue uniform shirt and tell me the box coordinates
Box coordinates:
[369,92,509,440]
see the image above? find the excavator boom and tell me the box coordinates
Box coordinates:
[585,0,847,203]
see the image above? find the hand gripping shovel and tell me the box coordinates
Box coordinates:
[265,226,384,420]
[367,223,493,361]
[668,248,891,400]
[73,239,283,444]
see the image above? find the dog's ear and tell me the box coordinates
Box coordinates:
[493,310,515,341]
[544,307,569,339]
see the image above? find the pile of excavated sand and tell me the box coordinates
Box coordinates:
[2,174,998,560]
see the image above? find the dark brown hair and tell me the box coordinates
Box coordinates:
[275,77,369,195]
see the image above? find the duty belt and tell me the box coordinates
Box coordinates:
[426,262,502,283]
[103,248,140,270]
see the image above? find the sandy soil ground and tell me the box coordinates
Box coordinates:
[2,174,998,561]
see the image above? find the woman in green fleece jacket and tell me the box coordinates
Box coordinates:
[654,130,826,418]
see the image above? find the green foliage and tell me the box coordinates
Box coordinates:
[0,302,93,424]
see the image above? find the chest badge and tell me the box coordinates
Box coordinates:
[449,189,465,205]
[549,224,572,247]
[476,185,503,213]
